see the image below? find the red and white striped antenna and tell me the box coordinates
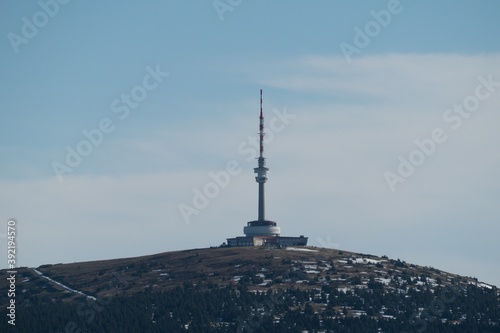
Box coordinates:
[259,89,264,158]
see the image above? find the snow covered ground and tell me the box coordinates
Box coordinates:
[286,247,318,252]
[33,269,96,300]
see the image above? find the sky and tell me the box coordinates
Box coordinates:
[1,1,499,287]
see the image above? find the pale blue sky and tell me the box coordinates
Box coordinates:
[1,1,500,286]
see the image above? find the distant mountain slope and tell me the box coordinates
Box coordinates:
[1,246,499,332]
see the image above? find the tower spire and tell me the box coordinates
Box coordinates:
[259,89,264,158]
[255,89,269,221]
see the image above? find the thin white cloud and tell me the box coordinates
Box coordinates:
[260,53,500,105]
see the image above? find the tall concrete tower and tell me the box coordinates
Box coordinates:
[255,89,269,221]
[226,89,307,247]
[243,90,281,237]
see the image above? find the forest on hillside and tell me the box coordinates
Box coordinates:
[2,279,499,333]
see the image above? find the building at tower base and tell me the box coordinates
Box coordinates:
[226,235,308,247]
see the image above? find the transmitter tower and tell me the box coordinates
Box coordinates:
[226,90,307,247]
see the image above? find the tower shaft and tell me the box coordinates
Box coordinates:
[258,182,265,221]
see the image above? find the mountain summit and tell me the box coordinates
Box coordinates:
[1,246,499,332]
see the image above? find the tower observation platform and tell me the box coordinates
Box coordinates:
[226,90,308,247]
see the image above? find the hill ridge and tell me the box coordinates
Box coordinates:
[1,246,496,303]
[1,246,499,332]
